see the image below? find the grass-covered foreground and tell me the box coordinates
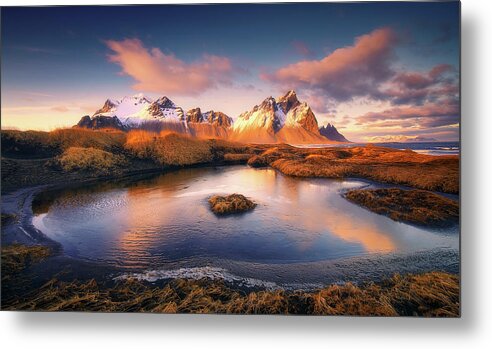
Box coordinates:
[1,245,459,316]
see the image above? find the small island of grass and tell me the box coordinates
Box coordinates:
[208,194,257,215]
[344,188,459,228]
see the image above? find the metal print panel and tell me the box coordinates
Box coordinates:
[0,2,460,316]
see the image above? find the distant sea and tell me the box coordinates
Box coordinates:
[295,141,460,156]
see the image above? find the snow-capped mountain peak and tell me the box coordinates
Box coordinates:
[283,101,319,133]
[277,90,300,114]
[93,99,118,116]
[232,91,314,136]
[93,94,153,119]
[233,96,286,135]
[85,94,232,130]
[229,90,329,143]
[125,95,184,126]
[154,96,176,109]
[89,94,184,126]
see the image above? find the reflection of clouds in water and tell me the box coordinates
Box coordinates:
[264,195,293,204]
[327,211,396,252]
[32,165,458,270]
[270,178,397,253]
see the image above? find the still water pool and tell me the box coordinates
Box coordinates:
[32,166,459,288]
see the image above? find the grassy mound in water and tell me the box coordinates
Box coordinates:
[208,194,257,215]
[344,188,459,228]
[247,144,459,194]
[2,271,459,316]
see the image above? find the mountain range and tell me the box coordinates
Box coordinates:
[75,91,349,144]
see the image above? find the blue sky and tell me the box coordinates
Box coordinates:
[1,2,460,141]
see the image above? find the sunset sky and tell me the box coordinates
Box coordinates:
[1,2,460,142]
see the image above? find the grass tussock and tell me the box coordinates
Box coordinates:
[208,194,257,215]
[57,147,127,175]
[345,188,459,227]
[125,130,213,166]
[3,272,459,316]
[223,153,253,163]
[247,155,269,168]
[247,146,299,168]
[1,244,51,281]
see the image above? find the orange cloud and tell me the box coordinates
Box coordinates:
[106,38,234,96]
[262,28,397,101]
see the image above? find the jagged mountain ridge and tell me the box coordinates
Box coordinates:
[186,108,233,127]
[76,115,127,131]
[77,94,231,136]
[319,124,351,143]
[230,90,327,143]
[75,91,348,144]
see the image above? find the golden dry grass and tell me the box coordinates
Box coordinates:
[207,139,254,153]
[1,244,51,281]
[57,147,127,175]
[1,243,459,316]
[125,130,213,166]
[223,153,253,163]
[345,188,459,227]
[1,129,260,193]
[1,129,126,158]
[247,155,269,168]
[48,128,126,152]
[1,130,57,158]
[247,146,298,167]
[249,145,459,194]
[3,271,459,316]
[208,194,257,215]
[2,129,459,194]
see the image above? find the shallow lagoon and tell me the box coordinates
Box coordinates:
[32,166,459,288]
